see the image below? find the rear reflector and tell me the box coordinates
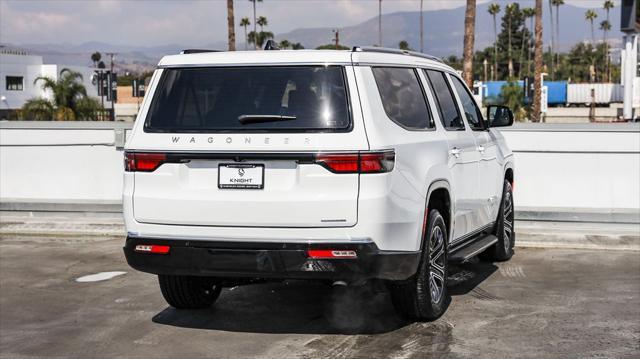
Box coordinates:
[134,244,170,254]
[307,249,357,259]
[315,151,394,174]
[125,152,167,172]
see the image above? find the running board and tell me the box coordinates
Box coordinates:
[449,235,498,263]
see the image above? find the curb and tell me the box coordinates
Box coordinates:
[2,217,639,251]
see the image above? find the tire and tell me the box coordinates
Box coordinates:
[484,180,515,261]
[389,209,450,321]
[158,275,222,309]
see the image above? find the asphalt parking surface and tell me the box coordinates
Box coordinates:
[0,234,639,358]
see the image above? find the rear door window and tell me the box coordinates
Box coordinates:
[372,67,433,130]
[145,66,351,132]
[424,69,464,131]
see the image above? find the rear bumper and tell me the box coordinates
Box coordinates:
[123,236,420,281]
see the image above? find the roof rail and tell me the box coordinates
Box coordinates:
[180,49,221,54]
[352,46,443,63]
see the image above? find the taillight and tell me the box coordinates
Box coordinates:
[134,244,170,254]
[125,152,167,172]
[307,249,357,259]
[315,151,394,174]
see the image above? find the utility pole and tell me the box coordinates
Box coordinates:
[483,58,488,82]
[378,0,382,47]
[462,0,476,88]
[105,52,116,121]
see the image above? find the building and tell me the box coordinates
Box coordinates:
[0,48,111,120]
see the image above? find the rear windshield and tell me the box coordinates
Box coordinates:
[144,66,351,132]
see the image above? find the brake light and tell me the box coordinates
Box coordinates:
[315,151,394,173]
[134,244,170,254]
[125,152,167,172]
[307,249,357,259]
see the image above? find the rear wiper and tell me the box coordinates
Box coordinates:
[238,114,297,124]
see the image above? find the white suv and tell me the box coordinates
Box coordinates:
[123,46,515,321]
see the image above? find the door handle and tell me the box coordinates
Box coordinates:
[449,147,461,158]
[477,145,485,153]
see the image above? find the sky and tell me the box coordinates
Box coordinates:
[0,0,620,47]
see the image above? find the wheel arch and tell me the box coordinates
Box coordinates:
[424,180,453,247]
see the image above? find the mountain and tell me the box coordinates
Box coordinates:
[274,2,622,56]
[6,2,621,71]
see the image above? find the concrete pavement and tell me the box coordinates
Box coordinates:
[0,233,639,358]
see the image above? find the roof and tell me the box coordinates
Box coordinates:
[157,49,454,73]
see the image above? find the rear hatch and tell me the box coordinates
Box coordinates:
[129,64,370,227]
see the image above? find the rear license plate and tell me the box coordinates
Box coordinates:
[218,164,264,189]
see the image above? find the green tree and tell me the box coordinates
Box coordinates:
[240,17,251,50]
[248,30,274,48]
[488,3,501,80]
[257,16,267,31]
[585,10,598,45]
[499,78,525,121]
[279,39,291,49]
[291,42,305,50]
[248,0,263,50]
[551,0,565,78]
[521,7,536,77]
[603,0,614,82]
[22,69,103,121]
[496,3,531,80]
[90,52,101,67]
[316,44,349,50]
[398,40,411,51]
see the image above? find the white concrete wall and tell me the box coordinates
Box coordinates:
[1,122,639,220]
[500,124,640,214]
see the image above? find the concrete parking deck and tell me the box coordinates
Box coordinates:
[0,234,639,358]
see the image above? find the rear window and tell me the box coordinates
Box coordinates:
[144,66,351,132]
[371,67,433,130]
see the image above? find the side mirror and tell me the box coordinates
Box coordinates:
[487,105,514,127]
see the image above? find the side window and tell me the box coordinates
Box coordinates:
[371,67,433,130]
[451,76,485,131]
[424,70,464,131]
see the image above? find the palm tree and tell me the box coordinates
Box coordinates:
[291,42,304,50]
[90,52,101,67]
[248,0,262,50]
[522,7,536,76]
[585,10,598,46]
[505,3,515,78]
[240,17,251,50]
[257,16,267,32]
[603,0,614,82]
[600,20,611,81]
[552,0,564,77]
[227,0,236,51]
[248,31,273,49]
[488,3,500,80]
[533,0,543,122]
[23,69,102,121]
[378,0,383,47]
[420,0,424,52]
[548,0,555,78]
[462,0,476,88]
[279,39,291,49]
